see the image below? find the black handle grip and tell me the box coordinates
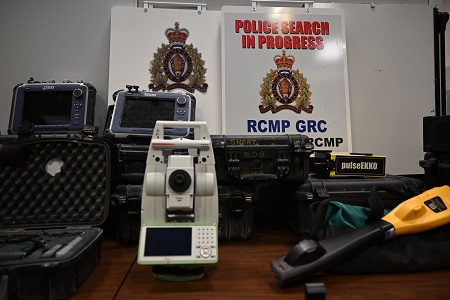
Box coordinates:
[240,173,276,180]
[271,219,394,287]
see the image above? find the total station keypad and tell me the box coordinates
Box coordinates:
[195,226,217,259]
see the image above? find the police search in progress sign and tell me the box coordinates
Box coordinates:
[222,6,351,151]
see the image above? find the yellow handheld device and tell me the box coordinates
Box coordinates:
[382,186,450,236]
[271,185,450,287]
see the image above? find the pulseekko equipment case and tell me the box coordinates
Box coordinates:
[278,174,424,239]
[0,136,110,300]
[274,175,450,276]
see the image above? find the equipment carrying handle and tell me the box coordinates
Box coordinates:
[152,121,211,144]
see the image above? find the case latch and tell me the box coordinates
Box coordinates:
[80,125,99,140]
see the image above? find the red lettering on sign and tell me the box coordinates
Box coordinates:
[235,20,243,33]
[235,19,279,34]
[316,36,324,50]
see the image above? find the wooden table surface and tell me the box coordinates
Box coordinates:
[71,225,450,300]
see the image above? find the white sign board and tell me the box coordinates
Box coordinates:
[109,7,222,134]
[222,6,351,151]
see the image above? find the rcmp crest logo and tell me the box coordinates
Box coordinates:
[149,22,208,93]
[259,50,313,114]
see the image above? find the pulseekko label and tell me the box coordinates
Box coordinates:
[333,155,386,177]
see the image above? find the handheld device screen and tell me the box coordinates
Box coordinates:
[120,98,175,129]
[22,91,72,125]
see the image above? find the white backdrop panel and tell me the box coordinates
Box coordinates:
[315,3,435,174]
[109,7,222,134]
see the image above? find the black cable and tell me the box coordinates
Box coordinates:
[112,254,137,300]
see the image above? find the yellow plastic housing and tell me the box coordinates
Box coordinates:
[382,185,450,236]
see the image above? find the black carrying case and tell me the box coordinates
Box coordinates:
[420,115,450,189]
[0,136,110,300]
[110,134,313,242]
[114,144,148,184]
[211,134,313,183]
[110,183,258,243]
[211,134,313,240]
[279,175,424,239]
[420,152,450,189]
[107,142,147,244]
[110,184,142,244]
[218,183,256,240]
[110,182,258,243]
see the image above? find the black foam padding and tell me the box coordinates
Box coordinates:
[0,144,31,167]
[0,138,110,228]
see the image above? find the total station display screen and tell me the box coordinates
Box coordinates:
[120,97,175,129]
[22,91,73,125]
[144,227,192,257]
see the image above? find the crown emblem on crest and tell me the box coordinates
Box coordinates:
[165,22,190,44]
[274,50,295,70]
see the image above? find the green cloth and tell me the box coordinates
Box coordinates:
[325,201,390,230]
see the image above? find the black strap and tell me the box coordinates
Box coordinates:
[366,187,385,223]
[366,183,422,223]
[307,198,332,239]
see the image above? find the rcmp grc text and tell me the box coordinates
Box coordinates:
[247,119,344,148]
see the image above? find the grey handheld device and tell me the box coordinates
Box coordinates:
[8,79,96,134]
[108,89,196,139]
